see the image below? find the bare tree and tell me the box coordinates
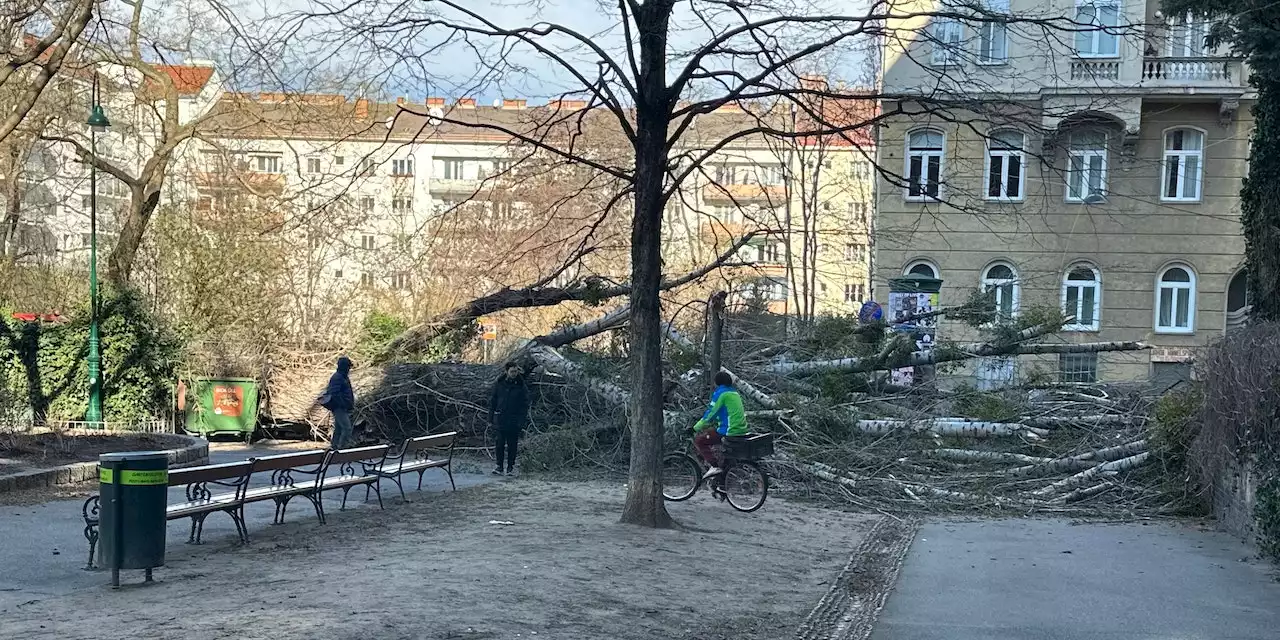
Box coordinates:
[0,0,93,144]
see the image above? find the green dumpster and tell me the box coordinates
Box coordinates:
[184,377,260,442]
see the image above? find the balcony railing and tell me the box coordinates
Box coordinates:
[702,183,787,203]
[1141,56,1245,88]
[1069,59,1121,82]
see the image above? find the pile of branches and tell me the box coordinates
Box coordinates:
[772,385,1167,515]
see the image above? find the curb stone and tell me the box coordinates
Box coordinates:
[795,515,920,640]
[0,433,208,494]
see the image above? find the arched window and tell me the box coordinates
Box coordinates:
[1226,269,1250,332]
[1162,128,1204,201]
[905,129,944,201]
[1062,265,1101,331]
[982,262,1019,319]
[904,259,940,279]
[986,129,1025,201]
[1155,264,1196,333]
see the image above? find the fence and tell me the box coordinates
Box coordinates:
[0,418,174,434]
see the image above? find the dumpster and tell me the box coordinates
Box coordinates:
[184,377,260,441]
[98,451,168,587]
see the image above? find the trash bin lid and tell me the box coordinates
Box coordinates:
[99,451,171,462]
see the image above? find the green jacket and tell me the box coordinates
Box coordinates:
[694,385,748,436]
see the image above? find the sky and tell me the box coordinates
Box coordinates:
[166,0,880,104]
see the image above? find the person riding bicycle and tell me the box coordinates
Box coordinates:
[692,371,748,480]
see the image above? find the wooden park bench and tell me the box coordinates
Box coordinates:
[82,460,254,569]
[364,432,458,502]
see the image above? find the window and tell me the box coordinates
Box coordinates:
[334,156,345,166]
[1074,1,1120,57]
[844,243,867,262]
[1062,265,1101,331]
[848,202,868,224]
[392,158,414,176]
[334,269,344,279]
[851,161,872,180]
[713,205,740,224]
[982,262,1019,319]
[1059,353,1098,383]
[931,18,965,66]
[196,195,213,211]
[1066,130,1107,202]
[905,260,939,279]
[978,21,1008,64]
[1155,264,1196,333]
[754,241,782,263]
[906,129,944,200]
[360,234,375,250]
[438,158,466,179]
[359,196,375,213]
[1168,13,1210,57]
[985,130,1025,200]
[306,157,322,174]
[360,273,373,287]
[844,283,867,304]
[392,197,412,213]
[1162,128,1203,201]
[391,273,410,290]
[358,157,376,176]
[759,165,785,185]
[252,154,281,174]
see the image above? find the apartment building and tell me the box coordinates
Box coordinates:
[875,0,1252,384]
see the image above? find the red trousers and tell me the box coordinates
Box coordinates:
[694,428,723,467]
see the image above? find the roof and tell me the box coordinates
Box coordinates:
[148,65,215,96]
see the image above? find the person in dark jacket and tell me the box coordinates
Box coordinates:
[317,356,356,449]
[489,362,530,476]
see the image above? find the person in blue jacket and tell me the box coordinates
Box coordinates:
[316,355,355,449]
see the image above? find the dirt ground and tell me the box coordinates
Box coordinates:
[3,479,881,640]
[0,432,187,474]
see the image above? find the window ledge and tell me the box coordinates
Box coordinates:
[1159,197,1201,204]
[984,197,1025,203]
[1072,53,1121,60]
[1062,325,1100,333]
[975,60,1009,67]
[1153,328,1196,336]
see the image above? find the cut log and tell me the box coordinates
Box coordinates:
[1051,482,1114,504]
[1021,414,1139,428]
[1031,451,1151,497]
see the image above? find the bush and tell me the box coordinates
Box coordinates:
[356,310,408,360]
[1257,473,1280,562]
[0,287,180,423]
[951,384,1023,422]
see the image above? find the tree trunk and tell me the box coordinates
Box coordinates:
[620,1,676,529]
[705,291,725,391]
[106,185,162,286]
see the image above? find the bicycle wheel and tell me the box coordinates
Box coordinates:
[662,452,702,501]
[723,461,769,512]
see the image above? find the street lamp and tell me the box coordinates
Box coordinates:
[85,73,110,426]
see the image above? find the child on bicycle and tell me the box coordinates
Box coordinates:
[692,371,748,479]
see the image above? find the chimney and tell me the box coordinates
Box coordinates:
[457,98,476,109]
[426,96,446,107]
[355,98,369,119]
[501,98,527,110]
[548,99,587,111]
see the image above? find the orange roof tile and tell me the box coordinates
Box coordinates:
[150,65,215,95]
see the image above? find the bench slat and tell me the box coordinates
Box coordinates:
[250,450,327,472]
[169,461,252,486]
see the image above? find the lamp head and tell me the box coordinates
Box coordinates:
[86,105,111,132]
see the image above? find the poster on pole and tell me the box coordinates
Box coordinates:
[887,291,940,386]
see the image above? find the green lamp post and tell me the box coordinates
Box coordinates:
[86,75,110,426]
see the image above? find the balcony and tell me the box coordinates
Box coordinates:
[1140,56,1246,90]
[1068,59,1122,83]
[702,183,787,204]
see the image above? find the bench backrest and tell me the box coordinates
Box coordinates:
[403,432,457,455]
[327,444,390,466]
[249,450,328,473]
[169,461,253,487]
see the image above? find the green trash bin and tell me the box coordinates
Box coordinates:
[184,377,260,442]
[98,451,168,587]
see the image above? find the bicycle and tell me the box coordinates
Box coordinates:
[661,432,773,512]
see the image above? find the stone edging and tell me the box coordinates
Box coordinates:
[794,515,920,640]
[0,433,209,494]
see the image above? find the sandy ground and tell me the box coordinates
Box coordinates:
[2,478,879,640]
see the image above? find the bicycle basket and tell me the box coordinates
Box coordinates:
[723,432,774,460]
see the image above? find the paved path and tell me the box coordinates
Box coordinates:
[870,518,1280,640]
[0,441,493,611]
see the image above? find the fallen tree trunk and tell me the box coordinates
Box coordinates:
[661,323,778,408]
[1030,451,1151,497]
[381,234,758,361]
[529,345,631,406]
[1051,482,1114,504]
[533,306,630,349]
[923,448,1055,465]
[999,439,1147,478]
[1021,414,1140,428]
[856,418,1047,439]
